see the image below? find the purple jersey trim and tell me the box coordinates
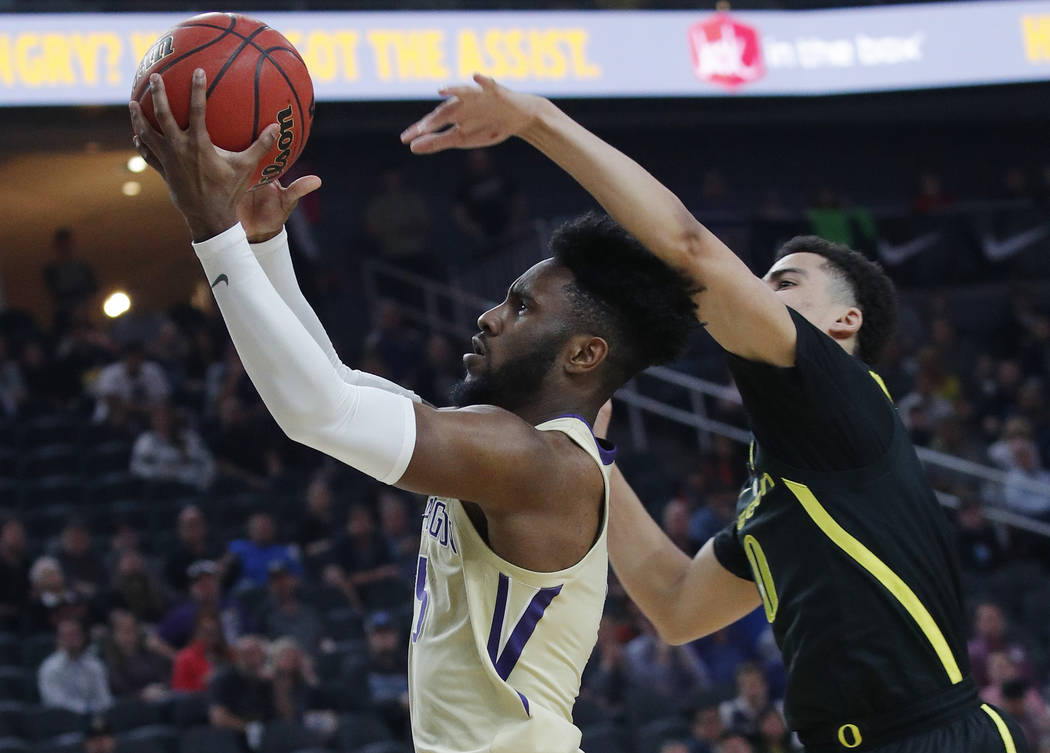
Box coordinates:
[552,413,618,466]
[517,691,530,716]
[487,573,564,681]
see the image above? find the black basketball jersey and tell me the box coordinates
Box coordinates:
[713,308,972,742]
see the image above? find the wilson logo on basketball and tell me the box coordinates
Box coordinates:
[259,106,294,186]
[133,35,174,88]
[688,15,765,89]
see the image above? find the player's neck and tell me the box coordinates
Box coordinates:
[514,394,600,429]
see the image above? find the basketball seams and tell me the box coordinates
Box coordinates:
[259,51,309,163]
[205,25,269,98]
[132,14,237,101]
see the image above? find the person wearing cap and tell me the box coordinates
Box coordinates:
[257,560,324,658]
[365,611,409,738]
[164,505,224,594]
[157,560,239,649]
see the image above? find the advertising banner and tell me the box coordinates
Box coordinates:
[1,2,1049,105]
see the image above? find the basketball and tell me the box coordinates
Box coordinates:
[131,12,314,189]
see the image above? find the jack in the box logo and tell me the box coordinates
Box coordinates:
[688,14,765,89]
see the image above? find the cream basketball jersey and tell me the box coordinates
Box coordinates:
[408,415,614,753]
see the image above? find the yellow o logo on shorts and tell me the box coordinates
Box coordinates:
[837,723,862,748]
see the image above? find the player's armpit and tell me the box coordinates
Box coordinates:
[684,226,798,367]
[395,403,599,512]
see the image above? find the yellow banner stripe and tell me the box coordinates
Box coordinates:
[981,704,1017,753]
[783,478,963,684]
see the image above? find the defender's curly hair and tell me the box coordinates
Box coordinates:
[551,212,700,389]
[775,235,898,365]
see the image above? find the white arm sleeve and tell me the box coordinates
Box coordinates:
[249,228,422,404]
[194,224,417,485]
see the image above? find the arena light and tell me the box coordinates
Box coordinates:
[127,155,147,173]
[121,180,141,196]
[103,291,131,318]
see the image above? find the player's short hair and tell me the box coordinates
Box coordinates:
[775,235,898,366]
[551,213,699,389]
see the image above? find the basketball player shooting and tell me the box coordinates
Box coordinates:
[129,71,698,753]
[401,76,1027,753]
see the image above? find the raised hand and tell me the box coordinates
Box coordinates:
[129,68,279,242]
[237,174,322,243]
[400,74,543,154]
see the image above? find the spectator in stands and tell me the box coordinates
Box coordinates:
[269,636,320,722]
[38,618,113,713]
[130,403,215,491]
[417,333,459,407]
[0,517,29,632]
[755,706,794,753]
[662,497,693,553]
[172,609,228,692]
[229,513,303,590]
[327,504,399,608]
[105,550,167,623]
[989,417,1035,470]
[911,170,955,214]
[211,394,283,491]
[56,517,105,600]
[377,490,419,581]
[296,476,336,564]
[1002,438,1050,521]
[968,602,1036,688]
[362,301,423,390]
[580,614,628,712]
[693,623,754,692]
[365,611,410,737]
[687,699,726,753]
[147,319,190,393]
[980,653,1050,748]
[51,318,118,413]
[257,560,324,658]
[208,635,276,742]
[83,713,116,753]
[164,506,223,595]
[0,334,26,417]
[105,521,142,575]
[952,492,1008,574]
[719,663,773,737]
[624,608,710,699]
[103,609,171,700]
[42,227,97,333]
[453,149,526,256]
[714,732,754,753]
[158,560,238,649]
[24,555,88,635]
[92,342,170,426]
[363,167,434,278]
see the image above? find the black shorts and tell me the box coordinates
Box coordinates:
[819,704,1028,753]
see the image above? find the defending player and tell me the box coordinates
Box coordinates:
[401,76,1027,752]
[129,71,698,753]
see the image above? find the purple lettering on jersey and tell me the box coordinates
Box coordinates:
[412,556,429,643]
[422,496,457,552]
[486,573,563,681]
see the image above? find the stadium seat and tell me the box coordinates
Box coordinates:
[635,716,690,753]
[0,635,20,666]
[21,710,84,742]
[18,445,80,480]
[114,725,178,753]
[21,505,75,540]
[0,703,26,740]
[105,698,165,733]
[25,475,81,506]
[314,677,371,712]
[352,743,413,753]
[336,712,393,751]
[260,721,322,753]
[624,688,682,729]
[0,448,16,476]
[21,635,57,670]
[21,416,79,450]
[83,441,132,474]
[323,607,365,640]
[580,722,628,753]
[84,472,140,505]
[0,668,30,703]
[571,696,605,729]
[0,738,28,753]
[177,727,241,753]
[166,694,209,728]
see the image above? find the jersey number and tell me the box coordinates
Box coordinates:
[743,534,779,622]
[412,556,429,643]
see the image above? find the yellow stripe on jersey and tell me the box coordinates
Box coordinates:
[782,479,963,684]
[869,371,892,402]
[981,704,1017,753]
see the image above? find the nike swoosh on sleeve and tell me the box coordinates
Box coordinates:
[211,274,229,288]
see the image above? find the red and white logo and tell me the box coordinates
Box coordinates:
[688,15,765,89]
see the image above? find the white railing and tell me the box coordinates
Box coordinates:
[361,257,1050,539]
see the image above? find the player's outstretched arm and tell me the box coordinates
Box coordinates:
[608,464,760,644]
[402,76,797,367]
[129,70,589,511]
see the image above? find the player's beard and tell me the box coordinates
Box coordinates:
[449,330,568,413]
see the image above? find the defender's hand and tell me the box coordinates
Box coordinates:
[400,74,544,154]
[237,175,322,244]
[129,69,279,242]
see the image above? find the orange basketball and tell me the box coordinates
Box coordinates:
[132,12,314,189]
